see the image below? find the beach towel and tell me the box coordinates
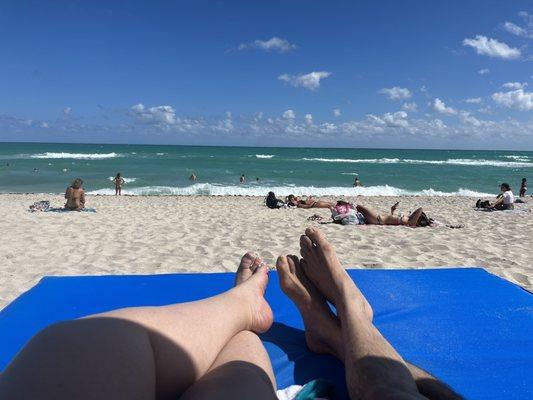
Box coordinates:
[28,201,96,213]
[0,268,531,399]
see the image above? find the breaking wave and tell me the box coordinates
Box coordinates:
[255,154,275,159]
[87,183,492,197]
[30,152,122,160]
[301,157,532,168]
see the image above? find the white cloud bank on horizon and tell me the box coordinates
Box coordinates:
[278,71,331,90]
[238,37,296,53]
[462,35,521,59]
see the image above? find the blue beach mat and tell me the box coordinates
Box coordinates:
[1,268,532,399]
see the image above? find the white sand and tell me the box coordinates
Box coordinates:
[1,194,531,308]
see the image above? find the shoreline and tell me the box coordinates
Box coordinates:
[1,193,531,308]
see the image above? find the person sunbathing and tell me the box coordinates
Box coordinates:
[0,229,460,399]
[64,178,86,210]
[356,202,428,227]
[287,194,336,209]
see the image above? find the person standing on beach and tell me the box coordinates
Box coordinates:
[520,178,527,197]
[113,173,125,196]
[240,174,245,184]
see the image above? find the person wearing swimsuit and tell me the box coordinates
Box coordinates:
[113,173,125,196]
[64,178,86,210]
[356,202,426,227]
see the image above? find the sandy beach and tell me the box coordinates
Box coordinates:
[1,194,531,308]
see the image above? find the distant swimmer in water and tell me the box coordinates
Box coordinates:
[33,167,38,172]
[256,177,260,183]
[64,178,86,210]
[113,173,125,196]
[189,173,197,182]
[353,176,362,187]
[240,174,245,184]
[286,194,335,209]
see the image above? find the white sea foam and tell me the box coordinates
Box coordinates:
[301,157,532,168]
[87,183,492,197]
[156,153,165,155]
[30,152,121,160]
[255,154,275,159]
[503,155,530,161]
[107,176,136,183]
[301,157,400,164]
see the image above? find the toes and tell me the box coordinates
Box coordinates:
[304,227,330,249]
[276,255,289,273]
[239,252,257,269]
[287,255,300,274]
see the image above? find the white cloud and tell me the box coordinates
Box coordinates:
[465,97,482,104]
[333,108,341,117]
[40,122,49,129]
[131,103,177,124]
[304,113,313,125]
[378,86,412,100]
[478,68,490,75]
[283,109,296,119]
[367,111,409,128]
[503,21,528,37]
[278,71,331,91]
[502,82,527,90]
[432,98,457,115]
[238,37,296,53]
[492,88,533,111]
[63,107,72,115]
[402,102,418,111]
[462,35,521,59]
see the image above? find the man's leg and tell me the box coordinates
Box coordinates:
[298,227,444,399]
[0,253,273,400]
[276,253,462,399]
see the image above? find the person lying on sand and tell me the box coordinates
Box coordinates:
[329,200,430,227]
[265,191,285,209]
[64,178,86,211]
[0,228,461,400]
[286,194,336,209]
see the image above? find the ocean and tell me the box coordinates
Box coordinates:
[0,142,531,197]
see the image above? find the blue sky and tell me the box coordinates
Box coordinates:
[1,0,532,149]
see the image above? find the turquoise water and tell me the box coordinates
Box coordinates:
[0,142,531,196]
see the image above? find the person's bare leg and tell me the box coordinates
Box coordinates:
[181,331,277,400]
[407,207,424,227]
[0,252,273,400]
[356,204,380,224]
[277,254,462,400]
[300,227,425,399]
[181,254,277,399]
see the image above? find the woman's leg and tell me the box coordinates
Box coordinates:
[181,330,277,400]
[0,253,273,400]
[276,252,462,400]
[356,204,380,224]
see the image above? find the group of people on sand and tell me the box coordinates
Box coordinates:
[266,192,432,227]
[0,227,462,399]
[63,173,125,210]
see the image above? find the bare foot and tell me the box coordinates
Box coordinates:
[277,255,344,359]
[235,252,261,285]
[233,253,274,334]
[299,227,372,319]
